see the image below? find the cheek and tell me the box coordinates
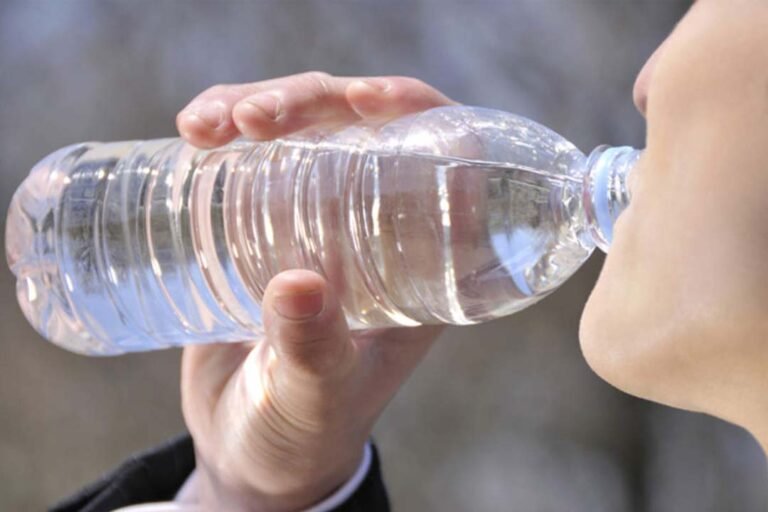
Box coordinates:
[580,5,768,406]
[581,138,768,403]
[578,167,686,401]
[580,139,762,374]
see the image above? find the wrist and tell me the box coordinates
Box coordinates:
[195,442,368,512]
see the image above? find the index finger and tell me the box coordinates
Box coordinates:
[176,72,456,148]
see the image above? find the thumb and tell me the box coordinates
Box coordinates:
[262,269,356,381]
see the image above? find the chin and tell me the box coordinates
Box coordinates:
[578,283,619,384]
[577,267,653,400]
[578,268,705,415]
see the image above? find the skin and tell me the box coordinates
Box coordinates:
[580,0,768,452]
[176,0,768,506]
[177,73,454,511]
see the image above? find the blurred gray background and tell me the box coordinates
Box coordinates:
[1,1,766,510]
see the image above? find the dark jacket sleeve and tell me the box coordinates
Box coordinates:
[50,434,389,512]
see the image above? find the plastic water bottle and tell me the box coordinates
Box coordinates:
[6,106,640,355]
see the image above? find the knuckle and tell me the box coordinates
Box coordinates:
[391,77,453,108]
[272,325,350,377]
[406,77,429,89]
[206,84,229,95]
[175,109,188,125]
[394,76,428,92]
[281,324,332,349]
[291,348,340,377]
[198,83,235,101]
[299,71,333,98]
[301,70,333,82]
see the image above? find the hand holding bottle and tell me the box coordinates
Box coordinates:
[5,67,640,507]
[177,73,451,511]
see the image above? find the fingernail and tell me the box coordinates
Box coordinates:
[242,93,282,121]
[356,79,391,94]
[273,290,324,320]
[184,100,228,130]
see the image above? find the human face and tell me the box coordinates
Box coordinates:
[579,0,768,446]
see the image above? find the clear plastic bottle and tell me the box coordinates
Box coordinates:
[6,106,640,355]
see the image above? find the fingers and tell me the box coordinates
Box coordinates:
[177,72,357,148]
[231,73,361,141]
[176,72,457,148]
[345,76,457,118]
[261,269,356,381]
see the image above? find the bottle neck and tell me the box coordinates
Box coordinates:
[582,145,642,253]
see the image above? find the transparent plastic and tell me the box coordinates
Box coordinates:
[5,106,640,355]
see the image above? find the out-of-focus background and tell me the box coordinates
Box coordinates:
[1,1,766,510]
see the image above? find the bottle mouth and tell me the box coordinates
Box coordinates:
[583,145,642,253]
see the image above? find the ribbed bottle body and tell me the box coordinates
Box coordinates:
[7,106,612,355]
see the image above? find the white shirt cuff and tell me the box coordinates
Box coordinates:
[113,442,372,512]
[294,442,372,512]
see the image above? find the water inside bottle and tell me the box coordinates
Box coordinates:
[354,151,591,326]
[8,136,594,354]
